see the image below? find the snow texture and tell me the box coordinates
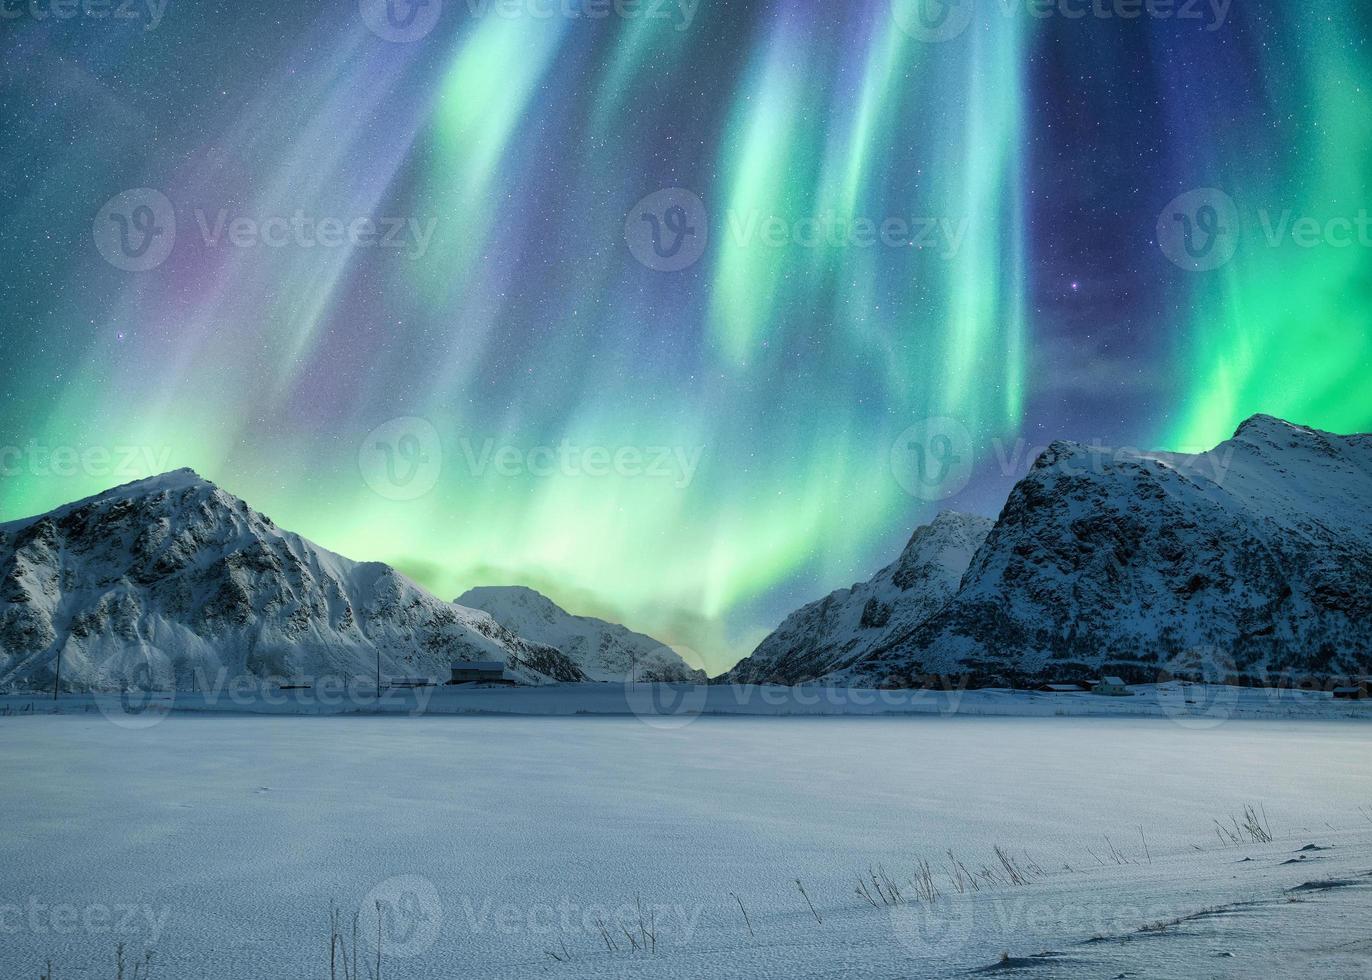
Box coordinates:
[1,712,1369,979]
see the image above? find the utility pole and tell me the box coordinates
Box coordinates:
[375,650,381,706]
[53,648,61,701]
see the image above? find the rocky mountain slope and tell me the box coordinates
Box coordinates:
[856,415,1372,686]
[0,470,585,692]
[456,585,705,683]
[725,511,994,685]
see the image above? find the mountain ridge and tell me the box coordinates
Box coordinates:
[455,584,705,683]
[5,413,1368,693]
[724,510,994,685]
[851,414,1372,686]
[0,469,585,691]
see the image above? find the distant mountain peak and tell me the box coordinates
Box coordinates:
[97,466,214,497]
[456,585,704,682]
[0,468,218,533]
[1030,440,1087,471]
[1232,413,1307,439]
[925,509,985,531]
[461,584,562,619]
[725,510,993,685]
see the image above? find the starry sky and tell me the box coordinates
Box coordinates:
[1,0,1369,672]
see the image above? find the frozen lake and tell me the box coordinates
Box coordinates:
[2,713,1370,978]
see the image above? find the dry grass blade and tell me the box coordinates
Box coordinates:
[795,879,822,925]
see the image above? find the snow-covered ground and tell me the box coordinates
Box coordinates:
[1,711,1369,978]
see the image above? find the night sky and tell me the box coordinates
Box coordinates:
[2,0,1369,671]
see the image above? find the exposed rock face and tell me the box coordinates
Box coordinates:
[858,416,1372,686]
[0,470,584,691]
[455,585,705,683]
[724,512,994,685]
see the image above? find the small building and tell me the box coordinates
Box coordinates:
[449,661,513,685]
[1092,676,1131,697]
[1037,682,1087,694]
[1332,682,1369,700]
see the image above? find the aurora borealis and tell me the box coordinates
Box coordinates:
[1,0,1369,672]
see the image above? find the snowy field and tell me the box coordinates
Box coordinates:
[1,711,1370,979]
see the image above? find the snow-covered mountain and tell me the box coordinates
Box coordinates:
[725,511,994,685]
[455,585,705,683]
[855,415,1372,686]
[0,470,585,692]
